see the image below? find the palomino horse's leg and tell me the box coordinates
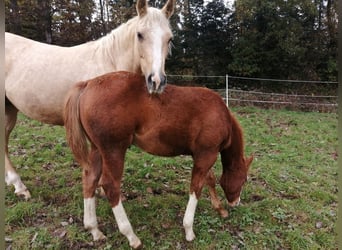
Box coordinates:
[82,148,106,241]
[205,170,228,218]
[183,152,218,241]
[100,148,142,249]
[5,102,31,199]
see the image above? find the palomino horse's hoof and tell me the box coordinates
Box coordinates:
[131,241,143,250]
[16,189,31,200]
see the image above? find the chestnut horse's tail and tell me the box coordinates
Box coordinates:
[64,81,90,169]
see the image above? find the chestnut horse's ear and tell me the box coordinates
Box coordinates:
[162,0,176,19]
[246,155,254,169]
[136,0,148,17]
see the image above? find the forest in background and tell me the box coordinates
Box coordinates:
[5,0,338,89]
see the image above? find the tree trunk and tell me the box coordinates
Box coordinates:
[9,0,22,34]
[37,0,52,43]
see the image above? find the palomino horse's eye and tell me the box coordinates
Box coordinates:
[137,32,144,41]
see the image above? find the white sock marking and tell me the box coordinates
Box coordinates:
[113,200,141,248]
[183,192,198,241]
[6,171,28,194]
[84,197,105,240]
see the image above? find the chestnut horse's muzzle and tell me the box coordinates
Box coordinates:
[146,73,166,94]
[228,197,241,207]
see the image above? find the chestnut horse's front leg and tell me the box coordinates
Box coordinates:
[183,192,198,241]
[205,170,228,218]
[101,148,142,249]
[183,152,218,241]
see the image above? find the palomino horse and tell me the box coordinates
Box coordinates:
[5,0,175,199]
[64,71,253,248]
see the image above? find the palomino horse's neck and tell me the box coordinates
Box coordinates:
[96,17,141,74]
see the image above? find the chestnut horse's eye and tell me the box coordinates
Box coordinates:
[137,32,144,41]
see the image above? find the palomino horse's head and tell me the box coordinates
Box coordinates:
[220,155,253,207]
[135,0,175,94]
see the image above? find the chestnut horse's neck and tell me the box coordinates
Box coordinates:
[231,113,244,157]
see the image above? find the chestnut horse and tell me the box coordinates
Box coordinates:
[5,0,175,199]
[64,71,253,248]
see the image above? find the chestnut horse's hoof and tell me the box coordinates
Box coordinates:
[91,228,106,241]
[218,208,229,218]
[95,187,106,198]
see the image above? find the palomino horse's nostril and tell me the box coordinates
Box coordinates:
[147,73,166,94]
[160,74,166,86]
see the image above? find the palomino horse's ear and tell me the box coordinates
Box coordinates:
[162,0,176,18]
[136,0,148,17]
[245,155,254,169]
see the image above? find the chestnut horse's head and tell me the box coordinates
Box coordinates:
[220,155,253,207]
[135,0,175,94]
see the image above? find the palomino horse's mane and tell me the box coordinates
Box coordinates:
[92,19,137,70]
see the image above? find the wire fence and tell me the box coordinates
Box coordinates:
[168,74,338,113]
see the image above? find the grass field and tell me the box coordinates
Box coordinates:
[5,107,338,249]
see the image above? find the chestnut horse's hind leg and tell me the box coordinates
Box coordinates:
[100,148,142,249]
[183,152,218,241]
[205,170,228,218]
[82,148,106,241]
[5,101,31,199]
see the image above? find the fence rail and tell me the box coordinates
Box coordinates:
[168,74,338,112]
[215,88,337,112]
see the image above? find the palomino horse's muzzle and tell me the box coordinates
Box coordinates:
[146,73,167,94]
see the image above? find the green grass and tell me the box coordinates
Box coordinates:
[5,107,338,249]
